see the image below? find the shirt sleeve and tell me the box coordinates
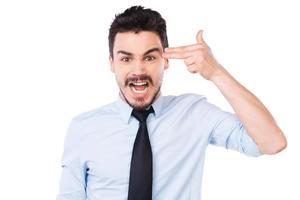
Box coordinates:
[206,102,263,157]
[57,119,87,200]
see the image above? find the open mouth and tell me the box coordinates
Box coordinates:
[129,81,149,94]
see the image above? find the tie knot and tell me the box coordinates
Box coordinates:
[131,106,154,123]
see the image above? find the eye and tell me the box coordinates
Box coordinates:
[120,57,131,62]
[144,55,156,62]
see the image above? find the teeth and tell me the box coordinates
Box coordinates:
[132,82,147,86]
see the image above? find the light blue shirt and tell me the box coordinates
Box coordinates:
[57,93,262,200]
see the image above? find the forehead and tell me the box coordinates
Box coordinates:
[113,31,163,55]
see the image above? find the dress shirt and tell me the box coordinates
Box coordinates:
[57,93,262,200]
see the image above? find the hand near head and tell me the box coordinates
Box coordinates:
[163,30,223,80]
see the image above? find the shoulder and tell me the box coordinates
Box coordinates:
[163,93,227,115]
[163,93,207,107]
[158,93,211,116]
[64,101,118,143]
[64,101,119,139]
[176,93,206,102]
[71,101,118,124]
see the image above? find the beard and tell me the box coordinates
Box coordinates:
[119,85,161,110]
[117,73,163,110]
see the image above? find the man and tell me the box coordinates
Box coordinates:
[57,6,287,200]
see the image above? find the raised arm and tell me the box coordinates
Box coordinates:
[163,30,287,154]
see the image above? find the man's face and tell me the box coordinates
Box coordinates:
[110,31,169,110]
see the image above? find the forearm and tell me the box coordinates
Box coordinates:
[210,66,287,154]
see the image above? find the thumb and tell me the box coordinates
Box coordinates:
[196,30,206,44]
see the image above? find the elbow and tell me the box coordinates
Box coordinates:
[261,132,287,155]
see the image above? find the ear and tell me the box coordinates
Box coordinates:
[163,58,169,70]
[109,55,115,73]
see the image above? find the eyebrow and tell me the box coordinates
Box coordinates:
[117,47,161,56]
[143,47,161,55]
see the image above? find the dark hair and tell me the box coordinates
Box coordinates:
[108,6,168,58]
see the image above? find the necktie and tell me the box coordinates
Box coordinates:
[127,106,154,200]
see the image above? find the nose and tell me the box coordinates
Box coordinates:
[132,60,146,75]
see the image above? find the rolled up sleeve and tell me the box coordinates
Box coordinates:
[57,119,87,200]
[207,105,262,157]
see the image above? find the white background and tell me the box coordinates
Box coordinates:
[0,0,299,199]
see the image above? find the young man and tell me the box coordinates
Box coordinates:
[57,6,287,200]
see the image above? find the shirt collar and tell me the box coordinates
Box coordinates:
[115,93,165,124]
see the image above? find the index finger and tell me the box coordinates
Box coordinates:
[165,43,203,53]
[162,51,192,59]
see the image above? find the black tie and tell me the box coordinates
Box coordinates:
[127,106,154,200]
